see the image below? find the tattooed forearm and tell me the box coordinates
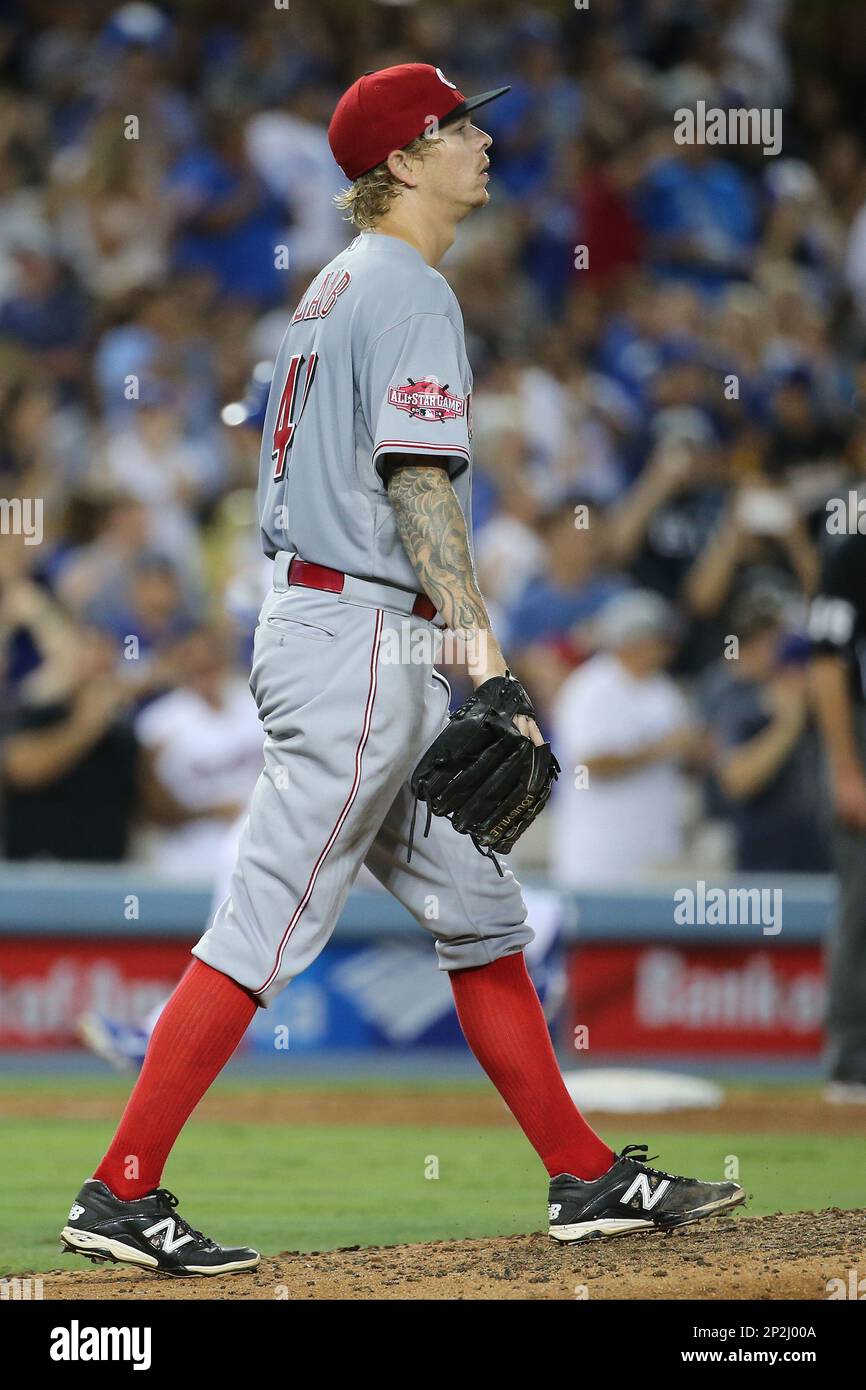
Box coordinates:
[387,459,541,712]
[386,461,493,633]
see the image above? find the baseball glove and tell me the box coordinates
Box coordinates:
[407,671,561,874]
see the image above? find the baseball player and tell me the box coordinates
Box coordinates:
[61,65,744,1275]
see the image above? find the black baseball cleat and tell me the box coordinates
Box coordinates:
[60,1179,261,1276]
[548,1144,746,1243]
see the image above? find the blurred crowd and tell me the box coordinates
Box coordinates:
[2,0,865,882]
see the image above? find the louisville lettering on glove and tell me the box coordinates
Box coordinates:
[407,671,561,875]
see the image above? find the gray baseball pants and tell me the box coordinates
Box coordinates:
[193,551,532,1006]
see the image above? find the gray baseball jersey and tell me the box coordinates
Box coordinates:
[193,229,531,1006]
[258,230,474,589]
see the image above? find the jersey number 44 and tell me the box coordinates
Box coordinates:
[271,352,319,482]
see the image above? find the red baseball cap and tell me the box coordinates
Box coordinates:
[328,63,510,181]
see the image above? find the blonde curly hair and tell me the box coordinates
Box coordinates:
[333,131,443,231]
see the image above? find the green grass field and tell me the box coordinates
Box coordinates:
[1,1074,861,1275]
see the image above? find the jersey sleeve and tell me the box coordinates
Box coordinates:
[808,535,861,657]
[359,313,471,485]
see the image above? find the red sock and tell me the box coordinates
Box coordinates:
[93,958,257,1199]
[449,951,614,1179]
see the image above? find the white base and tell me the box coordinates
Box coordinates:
[563,1068,723,1114]
[823,1081,866,1105]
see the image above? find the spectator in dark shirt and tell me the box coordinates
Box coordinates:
[683,479,820,642]
[763,368,848,478]
[0,240,90,397]
[1,627,140,861]
[702,592,830,873]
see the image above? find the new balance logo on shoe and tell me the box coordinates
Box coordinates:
[620,1173,671,1210]
[549,1203,562,1221]
[68,1204,85,1222]
[141,1218,194,1253]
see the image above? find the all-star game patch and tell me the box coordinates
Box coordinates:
[387,376,467,422]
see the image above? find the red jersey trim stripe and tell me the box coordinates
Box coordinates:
[253,607,384,996]
[372,440,471,461]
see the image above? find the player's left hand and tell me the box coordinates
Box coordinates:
[513,713,545,746]
[410,671,560,868]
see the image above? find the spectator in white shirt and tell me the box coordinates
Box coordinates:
[136,626,264,876]
[97,381,222,578]
[549,591,697,886]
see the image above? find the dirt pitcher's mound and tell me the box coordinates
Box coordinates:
[38,1210,866,1300]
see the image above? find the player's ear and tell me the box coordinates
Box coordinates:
[386,147,422,189]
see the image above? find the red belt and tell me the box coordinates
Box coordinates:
[288,556,439,622]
